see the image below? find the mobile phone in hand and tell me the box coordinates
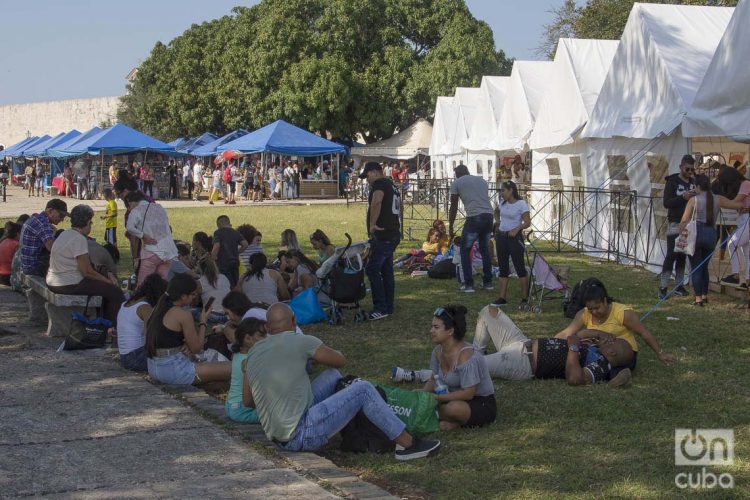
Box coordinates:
[203,296,215,313]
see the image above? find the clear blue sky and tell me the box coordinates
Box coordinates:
[0,0,573,106]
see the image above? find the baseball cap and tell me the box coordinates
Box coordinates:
[45,198,69,216]
[358,161,382,179]
[681,154,695,166]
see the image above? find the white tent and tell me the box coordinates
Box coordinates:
[462,76,511,181]
[581,3,734,269]
[429,96,457,179]
[352,118,433,160]
[433,87,484,178]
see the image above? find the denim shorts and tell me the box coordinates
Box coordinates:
[147,353,196,385]
[120,346,147,372]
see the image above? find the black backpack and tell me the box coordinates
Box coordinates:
[563,277,605,318]
[336,375,395,454]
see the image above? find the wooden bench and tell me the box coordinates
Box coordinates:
[23,274,103,338]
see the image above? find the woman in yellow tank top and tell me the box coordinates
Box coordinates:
[555,281,677,368]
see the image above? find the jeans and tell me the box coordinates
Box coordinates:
[460,213,494,287]
[47,278,125,325]
[689,223,717,297]
[281,369,405,451]
[365,237,399,314]
[661,223,686,288]
[147,353,196,385]
[120,346,147,372]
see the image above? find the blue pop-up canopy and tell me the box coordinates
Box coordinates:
[1,136,39,157]
[7,135,52,157]
[27,130,82,157]
[180,132,219,154]
[23,132,66,157]
[168,137,188,149]
[191,129,248,156]
[59,123,175,156]
[48,127,102,159]
[218,120,346,156]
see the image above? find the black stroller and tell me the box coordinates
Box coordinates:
[318,233,369,325]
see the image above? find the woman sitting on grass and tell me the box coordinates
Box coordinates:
[554,281,677,371]
[395,228,449,269]
[239,252,290,305]
[191,232,213,262]
[278,249,320,294]
[197,257,231,324]
[226,317,266,423]
[117,273,168,372]
[238,224,263,269]
[279,229,302,252]
[145,273,231,385]
[423,305,496,431]
[309,229,336,264]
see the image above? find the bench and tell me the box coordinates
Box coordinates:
[23,274,103,338]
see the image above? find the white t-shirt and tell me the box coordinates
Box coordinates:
[193,165,203,183]
[199,274,231,314]
[212,170,222,185]
[495,199,530,232]
[47,230,89,287]
[182,165,191,179]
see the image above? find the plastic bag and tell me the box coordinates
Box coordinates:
[289,287,326,325]
[379,385,439,435]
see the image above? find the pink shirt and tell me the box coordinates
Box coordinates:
[739,180,750,208]
[0,238,19,275]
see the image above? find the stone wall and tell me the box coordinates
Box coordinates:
[0,96,120,148]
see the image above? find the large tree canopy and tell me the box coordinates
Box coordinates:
[119,0,511,143]
[538,0,738,58]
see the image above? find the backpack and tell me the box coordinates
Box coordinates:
[223,166,232,183]
[563,277,605,318]
[336,376,394,453]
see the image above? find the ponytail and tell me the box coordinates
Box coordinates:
[145,274,196,358]
[243,252,267,281]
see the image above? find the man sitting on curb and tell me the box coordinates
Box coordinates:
[473,304,634,386]
[244,303,441,460]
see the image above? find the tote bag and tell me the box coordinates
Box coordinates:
[674,205,697,256]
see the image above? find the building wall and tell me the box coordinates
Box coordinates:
[0,96,120,148]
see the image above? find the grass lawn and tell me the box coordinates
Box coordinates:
[6,203,749,498]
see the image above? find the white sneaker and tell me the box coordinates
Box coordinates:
[459,285,476,293]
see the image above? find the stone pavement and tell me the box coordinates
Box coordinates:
[0,288,393,499]
[0,184,349,219]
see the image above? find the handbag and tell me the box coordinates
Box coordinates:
[379,385,439,435]
[288,287,326,325]
[674,204,697,256]
[63,297,112,350]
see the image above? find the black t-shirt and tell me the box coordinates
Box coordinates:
[213,227,244,266]
[367,177,400,241]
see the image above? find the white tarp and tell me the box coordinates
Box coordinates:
[683,0,750,137]
[353,118,433,160]
[494,60,553,152]
[463,76,510,152]
[444,87,483,156]
[583,3,733,140]
[429,96,456,178]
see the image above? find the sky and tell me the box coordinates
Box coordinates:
[0,0,573,106]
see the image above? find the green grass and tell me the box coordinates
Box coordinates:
[6,203,749,498]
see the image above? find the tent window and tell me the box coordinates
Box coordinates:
[439,161,444,177]
[487,159,493,172]
[452,160,456,169]
[607,155,630,191]
[570,156,582,187]
[546,158,563,189]
[476,160,483,175]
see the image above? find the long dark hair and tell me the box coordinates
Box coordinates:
[434,304,469,340]
[145,273,197,358]
[500,181,520,204]
[231,317,267,353]
[694,174,714,225]
[310,229,332,247]
[581,280,615,305]
[192,231,213,254]
[128,273,167,307]
[199,256,219,288]
[286,249,319,272]
[244,252,268,281]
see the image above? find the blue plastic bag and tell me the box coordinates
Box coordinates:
[289,288,326,325]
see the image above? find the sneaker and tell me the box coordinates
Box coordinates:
[658,288,668,300]
[609,368,632,388]
[368,311,389,321]
[458,285,476,293]
[739,282,749,291]
[392,367,433,383]
[481,282,495,291]
[721,275,740,287]
[673,286,689,297]
[491,297,507,306]
[395,438,441,461]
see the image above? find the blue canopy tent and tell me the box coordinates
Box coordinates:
[1,136,39,157]
[218,120,346,156]
[27,130,82,157]
[168,137,188,149]
[6,135,50,158]
[59,123,175,156]
[48,127,102,159]
[191,129,249,157]
[22,132,67,157]
[180,132,219,154]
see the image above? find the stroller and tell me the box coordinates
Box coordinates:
[523,239,570,313]
[317,233,369,325]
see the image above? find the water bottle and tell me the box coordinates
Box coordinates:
[434,375,449,395]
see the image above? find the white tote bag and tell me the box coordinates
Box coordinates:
[674,205,697,256]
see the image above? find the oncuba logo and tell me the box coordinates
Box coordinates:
[674,429,734,490]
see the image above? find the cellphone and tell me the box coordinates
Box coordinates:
[203,296,215,313]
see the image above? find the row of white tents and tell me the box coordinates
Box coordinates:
[429,1,750,269]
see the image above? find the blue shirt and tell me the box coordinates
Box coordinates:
[20,213,54,274]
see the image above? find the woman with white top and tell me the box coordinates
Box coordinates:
[197,257,231,323]
[240,252,290,305]
[117,274,167,371]
[491,181,531,308]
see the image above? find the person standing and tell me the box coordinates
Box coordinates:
[660,155,695,299]
[192,161,203,201]
[491,181,531,307]
[183,161,192,199]
[212,215,248,288]
[101,188,118,245]
[124,191,178,286]
[25,163,36,198]
[360,162,401,320]
[448,164,494,293]
[35,161,45,197]
[168,161,179,199]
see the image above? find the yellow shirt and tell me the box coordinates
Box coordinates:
[104,200,118,229]
[581,302,638,351]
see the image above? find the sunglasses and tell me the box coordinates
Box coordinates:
[434,307,453,320]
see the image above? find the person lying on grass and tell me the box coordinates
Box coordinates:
[554,280,677,368]
[473,304,635,386]
[422,305,497,431]
[243,303,441,461]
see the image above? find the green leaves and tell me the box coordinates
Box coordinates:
[118,0,510,143]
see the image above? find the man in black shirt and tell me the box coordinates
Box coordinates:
[212,215,248,288]
[360,162,401,321]
[660,155,695,299]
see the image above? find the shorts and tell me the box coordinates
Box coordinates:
[228,181,236,191]
[213,182,222,189]
[120,346,147,372]
[225,400,260,423]
[35,177,44,188]
[253,183,262,192]
[147,353,196,385]
[105,227,117,245]
[463,395,497,428]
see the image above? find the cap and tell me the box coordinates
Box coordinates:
[359,161,382,179]
[45,198,69,216]
[681,154,695,165]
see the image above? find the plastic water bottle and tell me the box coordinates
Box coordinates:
[434,375,449,395]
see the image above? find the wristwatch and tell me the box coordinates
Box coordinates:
[568,344,581,353]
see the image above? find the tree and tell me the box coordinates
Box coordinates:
[535,0,580,60]
[118,0,511,142]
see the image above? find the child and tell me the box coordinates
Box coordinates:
[101,188,118,245]
[212,215,248,288]
[226,318,265,423]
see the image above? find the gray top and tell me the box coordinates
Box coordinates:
[430,344,495,397]
[694,192,719,225]
[450,175,493,217]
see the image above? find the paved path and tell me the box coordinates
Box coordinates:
[0,184,350,219]
[0,288,392,499]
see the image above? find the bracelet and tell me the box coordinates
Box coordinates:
[198,322,207,328]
